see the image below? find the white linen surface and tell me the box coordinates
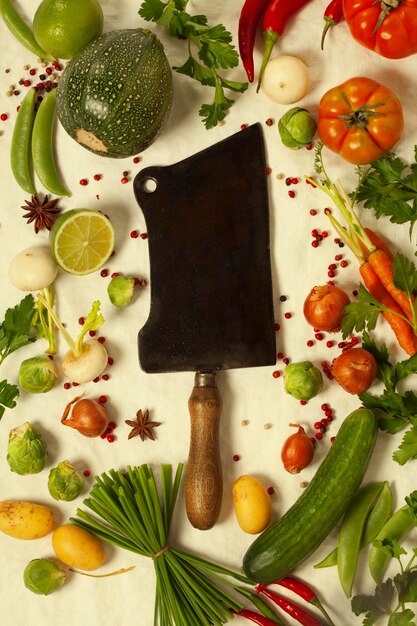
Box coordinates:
[0,1,416,625]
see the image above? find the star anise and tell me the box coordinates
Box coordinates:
[125,409,161,442]
[21,194,62,233]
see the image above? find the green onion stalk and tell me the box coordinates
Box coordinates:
[72,464,280,626]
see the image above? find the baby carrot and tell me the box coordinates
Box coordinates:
[360,262,417,355]
[368,249,415,324]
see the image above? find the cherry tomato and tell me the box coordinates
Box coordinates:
[317,76,403,165]
[343,0,417,59]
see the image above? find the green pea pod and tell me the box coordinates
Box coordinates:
[32,89,71,197]
[315,481,392,569]
[338,482,385,598]
[0,0,53,61]
[10,87,36,194]
[369,504,415,584]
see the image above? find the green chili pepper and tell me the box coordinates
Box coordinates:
[10,87,36,194]
[0,0,53,61]
[338,482,385,598]
[315,481,392,569]
[32,89,71,197]
[368,504,415,584]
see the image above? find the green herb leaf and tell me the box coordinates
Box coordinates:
[351,594,385,623]
[356,151,417,233]
[392,253,417,297]
[74,301,104,357]
[342,300,381,338]
[362,331,395,391]
[138,0,247,128]
[0,380,19,420]
[393,426,417,465]
[373,538,407,560]
[388,610,416,626]
[0,294,36,365]
[404,490,417,523]
[395,571,417,604]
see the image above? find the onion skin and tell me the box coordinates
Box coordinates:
[304,284,350,332]
[331,348,377,394]
[61,395,108,437]
[281,424,315,474]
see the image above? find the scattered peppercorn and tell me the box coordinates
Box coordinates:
[233,454,240,461]
[79,178,88,186]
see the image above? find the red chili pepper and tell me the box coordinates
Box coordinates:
[273,577,336,625]
[257,0,313,91]
[321,0,344,50]
[230,608,279,625]
[256,586,322,626]
[238,0,271,82]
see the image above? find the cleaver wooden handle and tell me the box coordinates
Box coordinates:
[185,372,223,530]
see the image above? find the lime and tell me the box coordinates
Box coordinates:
[33,0,103,60]
[49,209,114,275]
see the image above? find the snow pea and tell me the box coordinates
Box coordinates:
[10,87,36,194]
[368,504,415,584]
[315,481,392,569]
[32,89,70,197]
[338,482,385,598]
[0,0,53,61]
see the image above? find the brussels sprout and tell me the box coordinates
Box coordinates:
[278,107,317,150]
[18,355,58,394]
[284,361,323,400]
[48,461,84,501]
[23,559,66,595]
[107,275,135,307]
[7,422,47,475]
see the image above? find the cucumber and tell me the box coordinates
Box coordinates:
[242,408,378,583]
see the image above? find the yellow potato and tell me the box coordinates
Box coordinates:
[0,500,56,539]
[52,524,105,571]
[232,475,272,534]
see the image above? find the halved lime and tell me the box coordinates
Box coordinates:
[50,209,114,275]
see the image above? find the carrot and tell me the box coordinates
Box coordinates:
[368,248,415,324]
[359,228,394,262]
[360,262,417,356]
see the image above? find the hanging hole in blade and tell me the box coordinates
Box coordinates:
[141,177,157,193]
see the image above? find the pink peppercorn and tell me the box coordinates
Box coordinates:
[307,339,314,347]
[291,177,298,184]
[45,67,52,75]
[121,177,129,184]
[322,231,329,238]
[108,356,114,366]
[133,156,141,164]
[0,113,8,121]
[98,395,107,404]
[340,260,348,268]
[300,400,307,406]
[78,317,85,325]
[267,486,275,495]
[314,422,321,430]
[288,190,296,198]
[309,209,317,216]
[240,124,247,130]
[100,268,109,277]
[311,240,319,248]
[272,370,280,378]
[79,178,88,186]
[330,436,336,443]
[89,330,96,337]
[315,333,324,340]
[29,68,37,76]
[265,118,274,126]
[274,323,280,331]
[107,434,115,443]
[63,382,71,390]
[130,230,139,238]
[315,432,323,441]
[277,352,284,359]
[285,177,292,186]
[233,454,240,461]
[283,357,290,365]
[97,336,106,343]
[328,270,336,278]
[23,79,31,87]
[284,312,292,319]
[93,377,100,383]
[102,374,110,381]
[83,469,91,477]
[326,340,334,348]
[140,233,148,239]
[93,174,102,181]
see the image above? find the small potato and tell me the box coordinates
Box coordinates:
[233,475,272,534]
[0,500,56,540]
[52,524,105,571]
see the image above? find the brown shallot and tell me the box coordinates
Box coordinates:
[303,284,350,331]
[331,347,377,394]
[61,395,108,437]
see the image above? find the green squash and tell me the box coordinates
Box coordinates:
[56,29,173,158]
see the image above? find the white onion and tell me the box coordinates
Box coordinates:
[261,55,310,104]
[9,246,58,291]
[62,339,108,384]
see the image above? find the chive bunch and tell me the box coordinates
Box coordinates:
[72,464,271,625]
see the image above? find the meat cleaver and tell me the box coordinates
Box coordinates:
[133,123,276,530]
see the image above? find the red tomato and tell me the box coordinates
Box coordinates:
[343,0,417,59]
[317,76,403,165]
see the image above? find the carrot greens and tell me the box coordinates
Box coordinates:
[71,464,278,625]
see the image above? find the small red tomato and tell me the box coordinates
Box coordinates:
[281,424,315,474]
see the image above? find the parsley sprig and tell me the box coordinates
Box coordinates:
[138,0,248,128]
[355,147,417,237]
[352,492,417,626]
[356,332,417,464]
[0,294,36,419]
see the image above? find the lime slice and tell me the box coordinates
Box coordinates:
[50,209,114,275]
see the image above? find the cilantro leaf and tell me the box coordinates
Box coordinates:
[388,610,416,626]
[395,571,417,604]
[393,253,417,298]
[342,284,385,338]
[138,0,247,127]
[0,380,19,420]
[0,294,36,365]
[356,150,417,234]
[393,426,417,465]
[351,594,385,624]
[404,490,417,523]
[372,538,407,560]
[359,389,413,433]
[138,0,167,21]
[362,331,395,391]
[395,352,417,384]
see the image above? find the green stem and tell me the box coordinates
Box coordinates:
[37,292,75,353]
[257,29,279,93]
